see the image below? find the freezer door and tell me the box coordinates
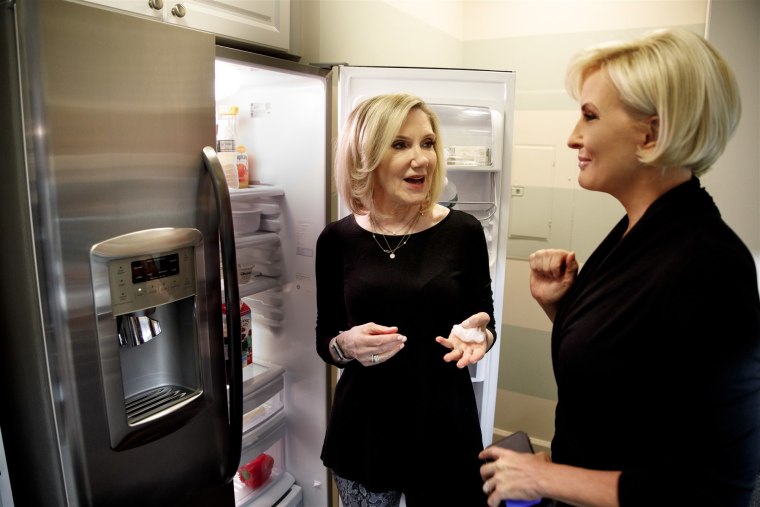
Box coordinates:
[2,1,234,505]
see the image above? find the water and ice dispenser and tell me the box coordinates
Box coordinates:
[90,228,207,450]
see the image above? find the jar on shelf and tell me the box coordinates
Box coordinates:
[216,105,239,190]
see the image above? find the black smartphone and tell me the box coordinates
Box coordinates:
[492,431,534,454]
[489,432,549,507]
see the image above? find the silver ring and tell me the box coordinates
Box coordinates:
[371,354,380,364]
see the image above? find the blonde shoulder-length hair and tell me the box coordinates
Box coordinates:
[334,93,446,215]
[565,28,740,176]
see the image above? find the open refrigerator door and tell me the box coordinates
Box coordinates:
[214,48,331,507]
[210,56,515,507]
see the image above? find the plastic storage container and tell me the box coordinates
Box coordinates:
[256,201,281,219]
[428,104,494,169]
[258,217,281,233]
[232,209,262,235]
[235,234,282,283]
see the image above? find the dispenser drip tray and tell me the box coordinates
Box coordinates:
[125,385,198,424]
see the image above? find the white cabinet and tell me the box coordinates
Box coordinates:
[73,0,291,51]
[180,1,290,52]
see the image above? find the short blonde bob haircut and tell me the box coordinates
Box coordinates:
[334,93,446,215]
[566,28,741,176]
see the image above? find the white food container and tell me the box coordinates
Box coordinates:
[233,209,262,235]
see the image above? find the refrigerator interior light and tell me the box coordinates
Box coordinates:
[216,60,242,101]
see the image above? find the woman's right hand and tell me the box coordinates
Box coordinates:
[529,249,578,322]
[338,323,407,367]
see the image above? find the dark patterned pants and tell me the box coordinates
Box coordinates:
[334,474,403,507]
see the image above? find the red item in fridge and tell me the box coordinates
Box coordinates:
[237,453,274,489]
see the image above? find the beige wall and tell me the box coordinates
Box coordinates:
[703,0,760,255]
[298,0,463,68]
[295,0,759,443]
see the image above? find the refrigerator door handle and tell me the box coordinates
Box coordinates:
[202,146,243,483]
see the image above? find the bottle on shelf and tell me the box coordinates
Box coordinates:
[240,299,252,366]
[236,145,249,189]
[216,105,239,190]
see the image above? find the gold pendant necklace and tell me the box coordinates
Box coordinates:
[369,210,422,260]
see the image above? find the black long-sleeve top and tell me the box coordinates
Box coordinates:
[315,209,495,502]
[551,177,760,506]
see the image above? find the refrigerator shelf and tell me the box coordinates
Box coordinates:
[224,275,281,300]
[234,471,296,507]
[234,231,281,247]
[239,276,281,299]
[230,185,285,199]
[446,165,499,172]
[244,288,283,308]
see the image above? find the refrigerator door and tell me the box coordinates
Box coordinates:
[335,65,516,446]
[1,1,234,505]
[213,46,332,507]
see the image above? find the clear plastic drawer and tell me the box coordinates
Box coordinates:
[242,359,285,432]
[234,412,288,505]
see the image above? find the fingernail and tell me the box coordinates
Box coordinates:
[398,335,407,342]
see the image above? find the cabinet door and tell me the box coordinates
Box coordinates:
[70,0,290,52]
[171,0,290,51]
[73,0,164,19]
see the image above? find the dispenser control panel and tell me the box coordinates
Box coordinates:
[90,228,203,317]
[108,246,196,316]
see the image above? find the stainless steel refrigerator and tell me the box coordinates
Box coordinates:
[0,1,244,505]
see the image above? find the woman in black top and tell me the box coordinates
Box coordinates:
[316,93,496,506]
[480,29,760,507]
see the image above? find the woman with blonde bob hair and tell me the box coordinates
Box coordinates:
[565,28,740,177]
[316,92,497,506]
[334,93,446,216]
[480,29,760,507]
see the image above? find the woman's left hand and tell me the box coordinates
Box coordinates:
[436,312,492,368]
[479,447,551,507]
